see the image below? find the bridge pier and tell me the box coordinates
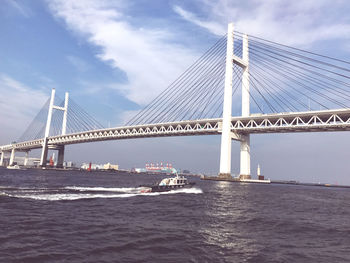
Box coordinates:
[24,151,29,166]
[40,137,49,167]
[219,23,251,179]
[239,135,251,179]
[218,23,235,179]
[56,146,65,168]
[40,89,69,168]
[40,88,55,168]
[239,33,251,179]
[9,148,16,166]
[0,152,4,166]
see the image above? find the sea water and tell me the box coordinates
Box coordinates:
[0,168,349,262]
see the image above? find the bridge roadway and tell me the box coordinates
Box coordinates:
[2,108,350,152]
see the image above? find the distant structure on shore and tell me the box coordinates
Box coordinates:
[1,153,76,169]
[132,163,177,174]
[81,162,119,171]
[257,164,265,180]
[63,161,75,168]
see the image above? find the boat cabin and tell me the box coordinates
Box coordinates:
[158,175,188,186]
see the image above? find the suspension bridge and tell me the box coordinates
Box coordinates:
[1,23,350,179]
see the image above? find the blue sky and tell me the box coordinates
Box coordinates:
[1,0,350,184]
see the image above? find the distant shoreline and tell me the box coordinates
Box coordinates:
[2,166,349,189]
[201,175,350,189]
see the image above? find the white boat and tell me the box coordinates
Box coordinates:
[140,173,195,192]
[7,165,20,169]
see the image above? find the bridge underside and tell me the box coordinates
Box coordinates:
[232,108,350,134]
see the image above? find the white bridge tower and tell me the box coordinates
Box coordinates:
[40,89,69,167]
[219,23,251,179]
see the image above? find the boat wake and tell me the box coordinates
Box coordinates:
[64,186,139,193]
[0,186,203,201]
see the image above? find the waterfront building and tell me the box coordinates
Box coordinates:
[81,162,118,171]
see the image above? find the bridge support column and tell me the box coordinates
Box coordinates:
[0,152,4,166]
[9,148,15,166]
[62,92,69,135]
[40,137,49,167]
[239,34,251,179]
[55,91,68,169]
[57,146,65,168]
[239,135,251,179]
[40,89,55,168]
[219,23,235,178]
[24,151,29,166]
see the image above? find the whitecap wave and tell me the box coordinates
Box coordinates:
[4,187,203,201]
[7,193,135,201]
[64,186,139,193]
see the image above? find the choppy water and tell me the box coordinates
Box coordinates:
[0,168,349,262]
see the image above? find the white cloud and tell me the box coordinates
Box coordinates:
[173,5,225,36]
[174,0,350,47]
[47,0,198,105]
[0,74,48,142]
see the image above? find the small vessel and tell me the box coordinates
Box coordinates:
[7,165,20,169]
[140,173,195,193]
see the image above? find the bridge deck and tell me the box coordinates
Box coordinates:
[2,108,350,152]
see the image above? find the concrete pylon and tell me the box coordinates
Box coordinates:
[239,135,251,179]
[57,92,69,168]
[40,89,69,168]
[24,151,29,166]
[40,137,49,167]
[62,92,69,135]
[9,148,15,166]
[218,23,235,178]
[56,146,65,168]
[0,152,4,166]
[40,89,55,167]
[219,24,251,179]
[239,34,251,179]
